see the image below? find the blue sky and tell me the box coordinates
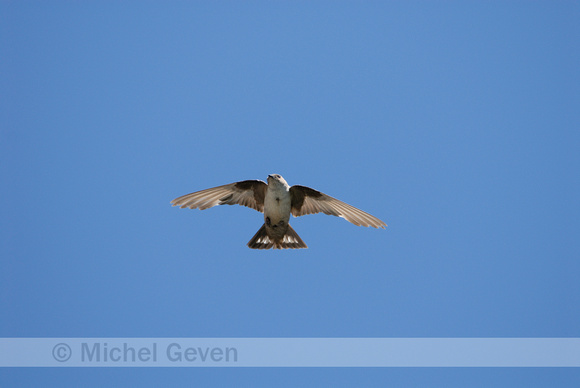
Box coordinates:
[1,1,579,386]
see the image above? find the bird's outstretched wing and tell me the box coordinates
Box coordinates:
[171,180,267,213]
[290,185,387,228]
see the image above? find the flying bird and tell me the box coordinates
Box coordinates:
[171,174,386,249]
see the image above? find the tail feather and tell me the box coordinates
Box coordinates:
[279,224,307,249]
[247,224,307,250]
[247,224,274,249]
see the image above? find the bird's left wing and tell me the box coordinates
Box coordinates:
[290,185,387,228]
[171,180,267,213]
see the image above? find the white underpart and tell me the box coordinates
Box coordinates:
[264,180,292,224]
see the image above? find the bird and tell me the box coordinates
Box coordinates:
[171,174,387,249]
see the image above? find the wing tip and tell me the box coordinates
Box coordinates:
[374,221,387,229]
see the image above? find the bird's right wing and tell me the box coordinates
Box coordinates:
[171,180,267,213]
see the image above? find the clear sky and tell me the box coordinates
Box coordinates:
[1,1,579,386]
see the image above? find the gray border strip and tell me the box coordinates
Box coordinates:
[1,338,579,367]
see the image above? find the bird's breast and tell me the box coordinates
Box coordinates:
[264,186,291,224]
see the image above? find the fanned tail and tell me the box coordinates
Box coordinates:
[247,224,307,250]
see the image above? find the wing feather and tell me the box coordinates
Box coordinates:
[171,180,267,213]
[290,185,387,228]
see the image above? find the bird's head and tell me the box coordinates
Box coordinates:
[267,174,289,187]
